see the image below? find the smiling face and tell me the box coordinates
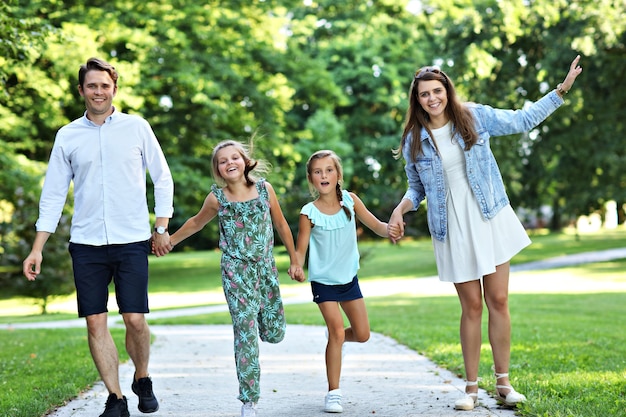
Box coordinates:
[308,155,340,196]
[215,145,246,183]
[78,70,117,122]
[416,79,449,127]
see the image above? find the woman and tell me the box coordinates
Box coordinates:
[388,56,582,410]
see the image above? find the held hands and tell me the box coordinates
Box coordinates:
[559,55,583,93]
[386,222,403,243]
[387,211,406,244]
[288,264,306,282]
[151,232,174,257]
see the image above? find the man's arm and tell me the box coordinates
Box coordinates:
[23,231,52,281]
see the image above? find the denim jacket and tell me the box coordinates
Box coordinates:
[402,90,563,242]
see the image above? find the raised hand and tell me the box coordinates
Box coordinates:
[559,55,583,93]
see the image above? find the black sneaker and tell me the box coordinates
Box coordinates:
[99,393,130,417]
[131,375,159,413]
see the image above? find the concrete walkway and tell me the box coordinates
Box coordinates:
[10,248,626,416]
[45,325,517,417]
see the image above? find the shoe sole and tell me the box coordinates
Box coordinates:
[100,407,130,417]
[138,405,159,413]
[495,394,524,408]
[132,386,159,413]
[495,399,519,408]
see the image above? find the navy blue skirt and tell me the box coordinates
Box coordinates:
[311,275,363,304]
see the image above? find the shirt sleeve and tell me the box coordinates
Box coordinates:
[35,138,73,233]
[142,120,174,218]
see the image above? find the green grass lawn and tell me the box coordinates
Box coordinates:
[0,328,127,417]
[287,291,626,417]
[1,228,626,416]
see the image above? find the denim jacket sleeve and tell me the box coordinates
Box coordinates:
[401,132,426,210]
[471,90,564,136]
[465,91,564,220]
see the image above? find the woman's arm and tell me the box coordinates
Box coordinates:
[482,55,583,136]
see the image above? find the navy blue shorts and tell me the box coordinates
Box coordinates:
[68,240,151,317]
[311,275,363,304]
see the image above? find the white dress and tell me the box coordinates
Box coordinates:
[431,122,531,283]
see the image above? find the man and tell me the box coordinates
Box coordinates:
[23,57,174,417]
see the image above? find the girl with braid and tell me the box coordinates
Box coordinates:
[166,139,300,417]
[291,150,398,413]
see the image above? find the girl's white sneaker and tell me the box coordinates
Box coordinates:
[241,402,257,417]
[324,389,343,413]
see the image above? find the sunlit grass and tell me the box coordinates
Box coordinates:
[2,227,624,318]
[0,328,126,417]
[278,291,626,417]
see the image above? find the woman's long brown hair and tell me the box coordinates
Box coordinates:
[393,67,478,161]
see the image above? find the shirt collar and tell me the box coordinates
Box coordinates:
[82,106,118,126]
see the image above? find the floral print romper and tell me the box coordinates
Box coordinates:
[212,179,286,403]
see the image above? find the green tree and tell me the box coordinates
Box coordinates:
[0,143,74,314]
[4,0,625,253]
[411,0,626,229]
[9,0,306,248]
[538,1,626,227]
[0,0,52,86]
[0,0,58,159]
[0,0,73,312]
[284,0,435,236]
[128,1,302,244]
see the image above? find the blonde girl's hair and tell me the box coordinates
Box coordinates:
[392,66,477,161]
[211,138,270,187]
[305,150,352,221]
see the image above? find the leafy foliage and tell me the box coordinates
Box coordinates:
[0,143,74,313]
[1,0,625,307]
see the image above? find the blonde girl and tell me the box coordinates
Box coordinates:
[167,139,300,417]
